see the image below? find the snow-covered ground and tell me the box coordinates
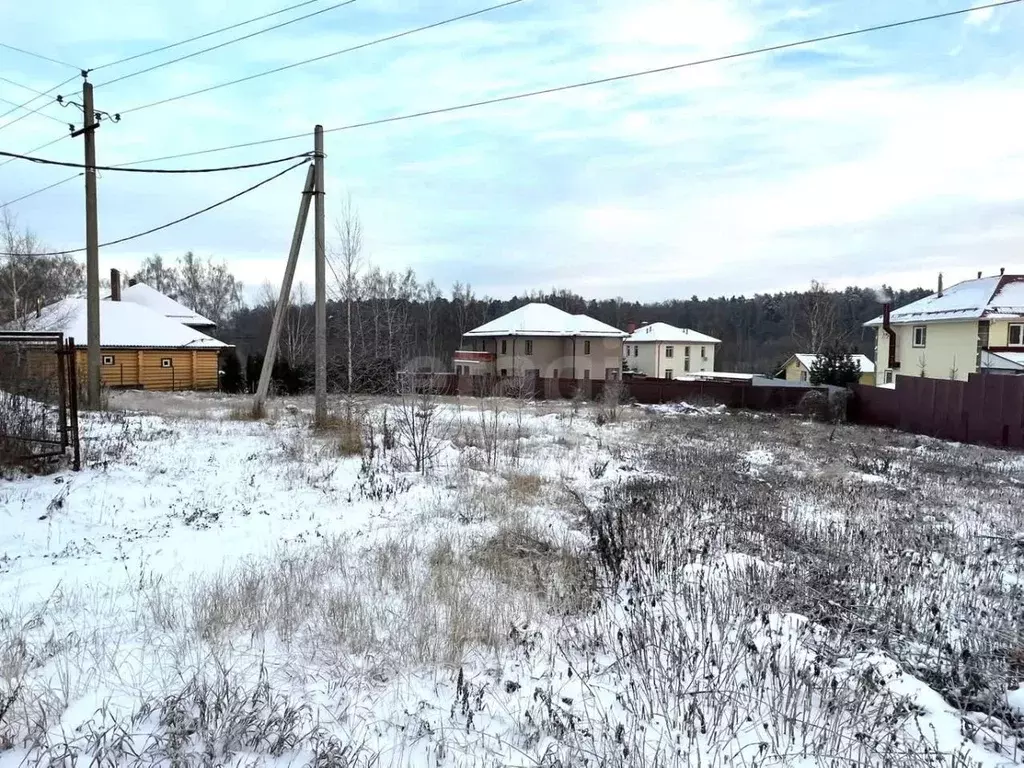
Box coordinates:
[1,391,1022,767]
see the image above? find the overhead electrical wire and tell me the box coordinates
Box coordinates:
[0,148,314,173]
[0,95,68,127]
[111,0,1023,166]
[0,41,80,71]
[117,0,525,116]
[88,0,331,73]
[0,173,81,210]
[94,0,357,89]
[0,134,70,169]
[0,73,80,130]
[0,159,309,256]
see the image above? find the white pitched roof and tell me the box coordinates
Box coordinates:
[626,322,720,344]
[21,298,228,349]
[464,303,626,338]
[117,282,216,327]
[792,353,875,374]
[864,275,1024,326]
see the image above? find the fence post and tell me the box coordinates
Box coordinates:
[66,337,81,471]
[56,336,69,450]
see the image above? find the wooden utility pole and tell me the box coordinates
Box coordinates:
[82,80,101,407]
[253,165,316,414]
[314,125,327,425]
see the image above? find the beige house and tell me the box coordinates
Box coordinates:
[779,353,875,386]
[453,303,627,380]
[864,271,1024,384]
[623,322,720,379]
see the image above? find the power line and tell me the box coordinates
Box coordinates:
[0,159,309,256]
[0,148,314,173]
[0,74,80,131]
[0,95,67,127]
[117,0,525,116]
[110,0,1022,165]
[0,173,81,210]
[95,0,357,89]
[0,135,70,169]
[0,41,80,72]
[88,0,330,73]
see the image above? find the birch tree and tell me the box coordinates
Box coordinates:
[328,193,363,394]
[1,209,83,326]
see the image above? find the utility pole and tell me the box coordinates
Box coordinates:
[253,165,316,415]
[82,80,101,407]
[314,125,327,425]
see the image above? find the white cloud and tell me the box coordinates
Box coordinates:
[0,0,1021,303]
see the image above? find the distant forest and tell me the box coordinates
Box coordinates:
[222,269,931,385]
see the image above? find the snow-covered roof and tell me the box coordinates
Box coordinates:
[464,303,627,338]
[626,322,720,344]
[115,282,216,327]
[789,353,875,374]
[864,275,1024,326]
[20,298,229,349]
[982,350,1024,372]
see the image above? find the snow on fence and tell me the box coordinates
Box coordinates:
[851,373,1024,449]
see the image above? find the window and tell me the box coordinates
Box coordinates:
[500,369,507,377]
[913,326,927,348]
[665,345,674,358]
[664,369,673,380]
[684,359,690,372]
[633,345,638,356]
[583,370,590,380]
[161,358,173,368]
[102,354,115,366]
[624,345,630,357]
[584,340,591,355]
[1010,323,1023,346]
[525,340,533,355]
[800,370,808,382]
[701,346,707,360]
[552,368,558,380]
[884,370,894,384]
[501,339,507,354]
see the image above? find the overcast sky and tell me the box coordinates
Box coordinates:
[1,0,1022,303]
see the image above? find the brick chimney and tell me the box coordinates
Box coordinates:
[110,268,121,301]
[977,271,982,279]
[626,319,636,334]
[937,272,943,298]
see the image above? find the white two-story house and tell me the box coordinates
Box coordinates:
[864,271,1024,383]
[623,322,720,379]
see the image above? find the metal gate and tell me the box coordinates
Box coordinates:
[0,331,81,470]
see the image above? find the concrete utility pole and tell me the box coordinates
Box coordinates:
[82,80,101,407]
[253,165,316,415]
[314,125,327,425]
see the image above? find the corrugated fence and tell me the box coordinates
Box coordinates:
[850,374,1024,449]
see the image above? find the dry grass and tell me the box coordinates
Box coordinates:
[470,518,595,612]
[227,401,265,421]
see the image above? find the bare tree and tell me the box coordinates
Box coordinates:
[1,209,83,326]
[393,376,451,473]
[328,193,363,394]
[131,254,179,294]
[793,280,842,355]
[174,251,242,326]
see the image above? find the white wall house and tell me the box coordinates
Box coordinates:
[623,322,720,379]
[864,272,1024,383]
[453,303,627,381]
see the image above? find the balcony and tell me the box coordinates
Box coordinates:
[453,350,495,364]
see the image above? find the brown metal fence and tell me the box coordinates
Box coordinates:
[850,374,1024,449]
[441,374,814,412]
[0,331,81,469]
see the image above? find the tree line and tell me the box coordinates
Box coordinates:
[1,205,929,392]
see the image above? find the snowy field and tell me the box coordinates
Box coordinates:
[1,389,1023,767]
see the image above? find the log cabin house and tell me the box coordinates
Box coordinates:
[19,292,229,391]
